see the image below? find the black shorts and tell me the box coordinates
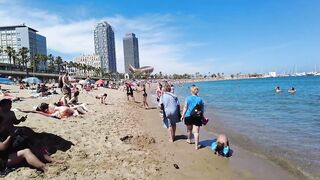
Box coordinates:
[143,93,147,97]
[127,93,133,97]
[184,116,202,126]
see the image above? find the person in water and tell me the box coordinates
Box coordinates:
[211,134,230,157]
[288,87,296,94]
[275,86,281,93]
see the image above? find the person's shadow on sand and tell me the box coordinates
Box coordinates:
[174,135,187,141]
[19,126,74,154]
[32,132,74,154]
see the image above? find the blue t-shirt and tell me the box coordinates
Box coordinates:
[185,95,204,117]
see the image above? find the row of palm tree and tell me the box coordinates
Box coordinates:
[0,46,104,77]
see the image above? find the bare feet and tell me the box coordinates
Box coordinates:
[186,139,194,144]
[195,144,203,150]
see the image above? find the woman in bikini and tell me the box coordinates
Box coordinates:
[17,103,89,119]
[141,84,149,109]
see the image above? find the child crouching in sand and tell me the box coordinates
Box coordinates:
[211,134,230,157]
[96,93,108,104]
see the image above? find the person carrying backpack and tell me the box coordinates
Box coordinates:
[181,85,204,150]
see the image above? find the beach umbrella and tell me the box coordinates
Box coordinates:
[0,78,14,85]
[86,79,95,84]
[22,77,42,84]
[95,79,105,85]
[78,80,87,85]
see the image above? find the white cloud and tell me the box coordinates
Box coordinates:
[0,2,209,74]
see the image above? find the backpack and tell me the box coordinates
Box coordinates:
[190,104,203,120]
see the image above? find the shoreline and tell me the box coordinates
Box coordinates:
[1,83,298,179]
[172,80,314,179]
[144,83,296,180]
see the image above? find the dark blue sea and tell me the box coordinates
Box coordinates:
[175,76,320,179]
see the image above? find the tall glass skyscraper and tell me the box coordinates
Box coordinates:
[94,21,117,73]
[123,33,140,73]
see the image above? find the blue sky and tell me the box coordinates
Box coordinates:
[1,0,320,74]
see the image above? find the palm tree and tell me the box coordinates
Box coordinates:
[41,54,48,72]
[55,56,63,73]
[4,46,14,70]
[32,54,42,73]
[18,47,29,73]
[47,54,55,73]
[11,49,17,70]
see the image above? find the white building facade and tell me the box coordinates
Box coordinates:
[72,54,101,77]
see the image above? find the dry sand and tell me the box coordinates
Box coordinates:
[1,84,297,179]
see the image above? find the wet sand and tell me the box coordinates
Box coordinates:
[1,84,296,179]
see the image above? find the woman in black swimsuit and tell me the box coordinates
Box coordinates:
[142,84,149,109]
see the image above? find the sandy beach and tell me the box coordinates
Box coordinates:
[1,83,297,179]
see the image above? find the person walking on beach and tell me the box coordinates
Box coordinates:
[181,85,204,150]
[159,82,181,142]
[141,84,149,109]
[62,72,71,100]
[58,73,63,93]
[126,83,135,101]
[156,83,163,102]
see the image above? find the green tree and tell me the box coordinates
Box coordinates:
[11,49,17,69]
[55,56,63,73]
[18,47,29,73]
[32,54,42,73]
[4,46,14,70]
[47,54,55,73]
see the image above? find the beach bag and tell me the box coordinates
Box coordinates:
[202,117,209,125]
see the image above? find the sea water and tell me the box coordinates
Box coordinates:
[175,76,320,179]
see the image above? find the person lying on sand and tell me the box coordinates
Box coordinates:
[211,134,230,157]
[0,116,49,174]
[17,103,89,119]
[0,91,22,102]
[95,93,107,104]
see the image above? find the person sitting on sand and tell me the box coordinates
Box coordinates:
[0,116,49,174]
[68,90,80,105]
[288,87,296,94]
[0,99,27,135]
[159,82,181,142]
[211,134,230,157]
[96,93,108,104]
[17,103,89,119]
